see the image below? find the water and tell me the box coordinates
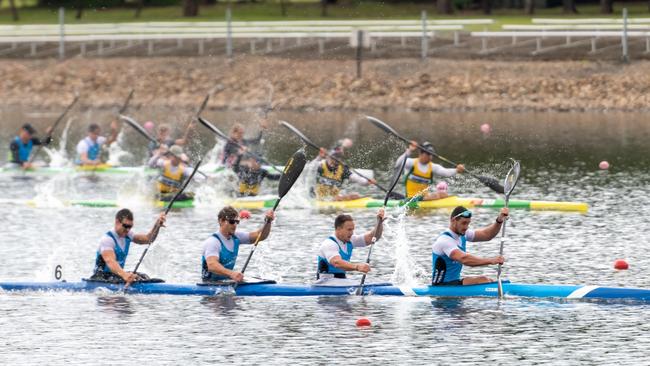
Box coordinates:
[1,110,650,364]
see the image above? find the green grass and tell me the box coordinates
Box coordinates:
[0,1,648,30]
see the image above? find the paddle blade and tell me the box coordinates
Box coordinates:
[278,149,307,199]
[197,117,229,140]
[476,175,505,194]
[279,120,318,149]
[120,115,157,144]
[365,116,405,141]
[503,159,521,198]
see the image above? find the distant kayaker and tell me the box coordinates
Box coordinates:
[201,206,275,283]
[431,206,507,286]
[147,123,186,157]
[8,123,52,169]
[395,141,465,201]
[90,208,166,285]
[75,122,118,166]
[221,119,268,168]
[312,148,375,201]
[148,144,194,201]
[233,153,281,197]
[316,209,385,280]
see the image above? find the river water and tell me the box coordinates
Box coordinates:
[1,109,650,365]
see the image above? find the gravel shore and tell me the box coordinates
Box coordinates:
[1,56,648,112]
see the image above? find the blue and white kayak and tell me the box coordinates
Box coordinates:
[1,280,650,301]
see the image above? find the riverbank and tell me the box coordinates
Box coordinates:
[1,56,648,112]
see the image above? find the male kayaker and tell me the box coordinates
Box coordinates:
[431,206,507,286]
[148,145,194,201]
[395,141,465,201]
[201,206,275,283]
[316,209,385,280]
[233,153,281,197]
[312,149,374,201]
[90,208,166,284]
[147,124,186,157]
[8,123,52,169]
[221,119,268,168]
[75,122,118,166]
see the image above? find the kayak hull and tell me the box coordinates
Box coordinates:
[1,281,648,301]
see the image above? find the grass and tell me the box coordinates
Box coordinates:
[0,1,648,30]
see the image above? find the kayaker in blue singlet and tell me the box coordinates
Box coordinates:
[8,123,52,169]
[201,206,275,283]
[90,208,166,285]
[316,208,385,280]
[431,206,508,286]
[75,122,118,166]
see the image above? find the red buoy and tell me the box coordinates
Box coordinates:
[356,318,371,327]
[614,259,629,270]
[239,210,251,220]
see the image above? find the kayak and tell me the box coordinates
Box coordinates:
[229,195,589,213]
[0,195,588,212]
[0,280,648,301]
[0,197,195,209]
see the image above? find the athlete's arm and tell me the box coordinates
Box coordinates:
[205,256,243,282]
[248,211,275,242]
[449,249,503,267]
[100,249,136,281]
[472,208,508,242]
[133,214,166,244]
[329,255,370,273]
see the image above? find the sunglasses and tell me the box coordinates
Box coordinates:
[121,222,133,230]
[227,219,240,225]
[452,210,472,220]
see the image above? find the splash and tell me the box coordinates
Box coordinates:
[107,127,133,166]
[43,117,74,168]
[116,168,157,208]
[386,207,427,287]
[32,173,75,208]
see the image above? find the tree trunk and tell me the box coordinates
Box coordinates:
[563,0,578,13]
[436,0,453,14]
[75,0,84,19]
[321,0,328,17]
[600,0,613,14]
[525,0,535,14]
[482,0,492,15]
[9,0,19,21]
[280,0,287,16]
[182,0,200,17]
[135,0,144,18]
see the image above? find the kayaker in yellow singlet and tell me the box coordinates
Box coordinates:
[312,148,375,201]
[148,145,195,201]
[396,141,464,201]
[233,153,281,197]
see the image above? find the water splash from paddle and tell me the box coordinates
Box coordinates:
[43,117,74,168]
[107,127,133,166]
[386,207,427,287]
[32,174,75,208]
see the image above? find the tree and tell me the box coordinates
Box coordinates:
[183,0,200,17]
[436,0,453,14]
[482,0,492,15]
[525,0,535,14]
[563,0,578,13]
[135,0,144,18]
[600,0,613,14]
[8,0,19,21]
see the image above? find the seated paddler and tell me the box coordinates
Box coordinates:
[317,208,384,281]
[201,206,275,283]
[233,153,281,197]
[90,208,166,285]
[395,141,464,201]
[8,123,52,169]
[312,148,374,201]
[431,206,507,286]
[148,144,195,201]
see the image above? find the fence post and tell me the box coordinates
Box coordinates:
[622,8,629,63]
[58,7,65,60]
[226,7,233,59]
[356,30,363,78]
[421,10,427,60]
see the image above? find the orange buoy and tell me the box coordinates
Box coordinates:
[355,318,371,327]
[614,259,629,270]
[239,210,251,219]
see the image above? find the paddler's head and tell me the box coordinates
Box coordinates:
[114,208,134,237]
[243,154,261,171]
[88,124,101,142]
[19,123,36,143]
[218,206,240,237]
[450,206,472,236]
[230,123,244,141]
[334,214,355,242]
[157,124,170,140]
[418,142,434,164]
[326,150,343,169]
[167,145,184,166]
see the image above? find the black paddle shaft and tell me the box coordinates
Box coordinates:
[279,120,405,200]
[28,96,79,164]
[365,116,505,194]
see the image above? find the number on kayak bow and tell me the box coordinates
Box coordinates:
[55,265,62,280]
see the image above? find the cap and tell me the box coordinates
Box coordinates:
[328,150,343,159]
[420,141,434,155]
[169,145,184,157]
[22,123,36,135]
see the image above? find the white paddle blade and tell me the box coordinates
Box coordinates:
[503,159,521,197]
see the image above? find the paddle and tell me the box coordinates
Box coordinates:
[356,148,408,295]
[197,116,283,175]
[279,120,405,200]
[365,116,505,195]
[124,159,204,292]
[27,95,79,165]
[121,114,207,178]
[496,158,521,299]
[181,93,210,143]
[235,148,307,286]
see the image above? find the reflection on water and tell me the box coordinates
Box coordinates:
[97,296,134,317]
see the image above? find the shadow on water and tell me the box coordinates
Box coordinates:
[96,296,134,317]
[200,295,240,314]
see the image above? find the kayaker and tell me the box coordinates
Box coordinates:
[90,208,166,285]
[221,119,268,168]
[201,206,275,283]
[431,206,507,286]
[312,148,375,201]
[148,144,194,201]
[395,141,465,201]
[8,123,52,169]
[316,208,385,280]
[147,123,186,157]
[75,122,118,166]
[233,153,281,197]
